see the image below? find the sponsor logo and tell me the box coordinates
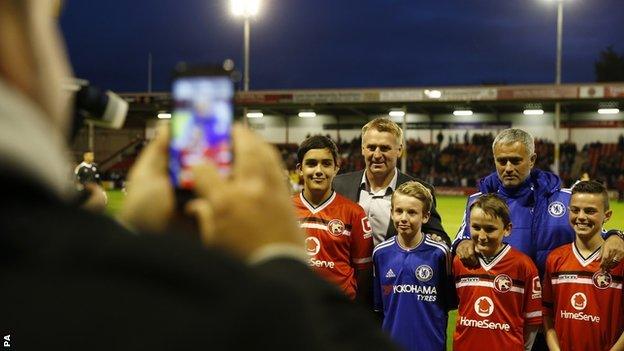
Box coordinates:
[560,310,601,323]
[385,284,438,301]
[309,257,335,269]
[474,296,494,317]
[327,219,345,236]
[392,284,437,295]
[592,271,612,289]
[305,237,321,256]
[558,274,578,281]
[362,217,372,238]
[415,265,433,282]
[570,292,587,311]
[459,316,510,331]
[385,269,396,279]
[493,274,512,293]
[532,276,542,299]
[548,201,566,218]
[459,277,480,284]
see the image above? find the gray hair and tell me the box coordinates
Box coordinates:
[492,128,535,155]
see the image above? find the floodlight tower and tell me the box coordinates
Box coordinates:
[231,0,261,125]
[231,0,260,92]
[551,0,569,176]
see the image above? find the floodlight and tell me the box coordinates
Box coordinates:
[424,90,442,99]
[523,109,544,116]
[246,111,264,118]
[298,111,317,118]
[389,109,405,117]
[157,113,171,119]
[453,110,473,116]
[598,108,620,115]
[231,0,261,17]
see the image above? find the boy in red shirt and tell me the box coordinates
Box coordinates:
[542,180,624,351]
[292,135,373,302]
[453,194,542,351]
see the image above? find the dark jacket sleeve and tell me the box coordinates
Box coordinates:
[423,185,450,245]
[255,258,399,351]
[332,171,362,202]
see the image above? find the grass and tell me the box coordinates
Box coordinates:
[105,191,624,350]
[105,189,125,217]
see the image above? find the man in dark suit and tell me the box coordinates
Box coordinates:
[333,117,449,246]
[0,2,397,350]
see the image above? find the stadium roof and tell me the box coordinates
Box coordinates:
[120,82,624,127]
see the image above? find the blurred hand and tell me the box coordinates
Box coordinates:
[191,125,304,259]
[81,182,108,213]
[600,234,624,270]
[456,239,479,268]
[118,125,175,233]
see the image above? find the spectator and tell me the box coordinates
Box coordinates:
[73,151,107,212]
[617,174,624,202]
[74,151,100,184]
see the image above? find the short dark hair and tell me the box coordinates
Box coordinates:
[571,180,610,210]
[469,193,511,227]
[297,135,339,165]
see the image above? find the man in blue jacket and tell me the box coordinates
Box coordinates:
[452,128,624,276]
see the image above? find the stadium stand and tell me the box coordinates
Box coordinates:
[92,132,624,192]
[279,133,624,191]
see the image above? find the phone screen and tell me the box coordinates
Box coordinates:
[169,75,233,189]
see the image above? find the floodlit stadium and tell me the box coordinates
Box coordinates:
[78,82,624,193]
[88,82,624,350]
[5,0,623,349]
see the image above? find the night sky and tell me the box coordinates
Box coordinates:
[60,0,624,93]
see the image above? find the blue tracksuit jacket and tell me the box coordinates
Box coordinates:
[452,169,574,276]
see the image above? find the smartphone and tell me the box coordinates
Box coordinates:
[168,64,234,198]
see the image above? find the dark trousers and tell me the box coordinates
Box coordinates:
[531,332,549,351]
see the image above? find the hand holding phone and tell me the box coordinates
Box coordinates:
[169,64,234,193]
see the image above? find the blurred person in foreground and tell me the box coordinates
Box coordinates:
[333,117,449,247]
[0,1,397,349]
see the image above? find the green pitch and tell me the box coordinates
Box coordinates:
[105,191,624,350]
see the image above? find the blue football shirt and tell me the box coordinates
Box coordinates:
[373,235,455,351]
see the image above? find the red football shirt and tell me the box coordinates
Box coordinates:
[453,244,542,351]
[542,242,624,351]
[293,191,373,300]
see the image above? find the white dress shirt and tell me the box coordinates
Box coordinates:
[357,169,398,246]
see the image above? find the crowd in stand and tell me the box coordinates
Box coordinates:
[276,132,624,191]
[95,131,624,193]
